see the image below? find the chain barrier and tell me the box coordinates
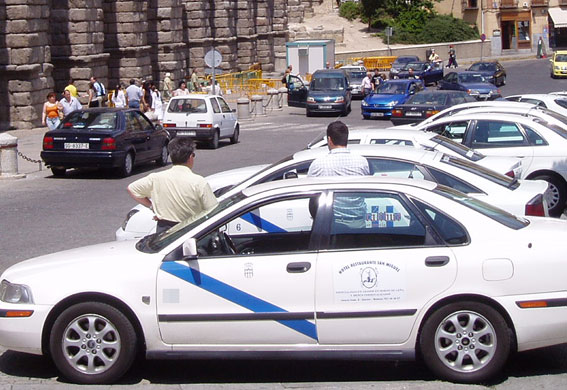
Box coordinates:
[17,150,43,171]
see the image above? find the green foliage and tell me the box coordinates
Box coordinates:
[382,14,478,44]
[339,1,362,21]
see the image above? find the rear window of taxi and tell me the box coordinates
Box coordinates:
[61,111,117,131]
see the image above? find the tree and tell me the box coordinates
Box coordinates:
[360,0,385,29]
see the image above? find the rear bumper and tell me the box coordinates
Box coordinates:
[41,150,126,169]
[165,127,216,141]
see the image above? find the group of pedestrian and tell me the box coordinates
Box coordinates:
[427,46,458,68]
[361,69,386,95]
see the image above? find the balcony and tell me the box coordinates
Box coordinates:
[530,0,548,6]
[500,0,519,7]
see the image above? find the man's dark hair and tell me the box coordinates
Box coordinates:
[168,137,195,165]
[327,121,349,146]
[129,79,136,85]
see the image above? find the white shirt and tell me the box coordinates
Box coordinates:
[126,84,142,102]
[59,96,82,116]
[308,148,370,177]
[361,76,372,90]
[112,89,127,108]
[151,90,163,121]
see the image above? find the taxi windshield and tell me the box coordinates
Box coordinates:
[139,193,247,253]
[377,82,407,95]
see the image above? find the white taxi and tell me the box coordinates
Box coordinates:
[116,145,549,241]
[2,177,567,384]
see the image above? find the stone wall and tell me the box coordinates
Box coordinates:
[0,0,325,130]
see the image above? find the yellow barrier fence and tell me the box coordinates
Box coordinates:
[207,69,263,95]
[348,56,397,72]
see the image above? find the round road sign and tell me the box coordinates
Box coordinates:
[205,49,222,68]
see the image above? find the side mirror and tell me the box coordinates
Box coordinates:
[284,171,298,179]
[182,238,198,260]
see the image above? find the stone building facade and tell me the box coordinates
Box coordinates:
[0,0,321,130]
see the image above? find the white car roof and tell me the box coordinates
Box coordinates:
[292,144,436,162]
[168,94,220,100]
[506,94,567,100]
[241,175,437,198]
[421,111,551,126]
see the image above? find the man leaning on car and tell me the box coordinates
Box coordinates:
[127,137,218,233]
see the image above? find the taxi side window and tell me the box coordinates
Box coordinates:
[412,199,468,245]
[329,192,426,250]
[471,120,527,148]
[427,121,468,142]
[196,195,317,257]
[218,97,232,113]
[368,159,425,180]
[134,111,154,131]
[124,111,143,133]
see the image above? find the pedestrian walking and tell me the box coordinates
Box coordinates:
[112,83,127,108]
[447,45,458,68]
[190,69,200,92]
[127,137,218,234]
[90,76,107,107]
[174,81,190,97]
[163,73,174,101]
[64,79,78,98]
[126,79,142,109]
[141,80,153,113]
[371,68,383,92]
[361,72,373,96]
[42,92,63,130]
[151,82,164,122]
[87,82,99,108]
[59,89,82,117]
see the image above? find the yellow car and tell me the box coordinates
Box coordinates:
[550,50,567,78]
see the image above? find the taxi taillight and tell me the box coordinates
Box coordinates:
[163,123,176,128]
[391,109,403,117]
[525,194,545,217]
[199,124,213,128]
[102,137,116,150]
[504,169,515,178]
[43,136,54,150]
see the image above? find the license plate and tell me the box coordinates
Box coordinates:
[405,111,422,117]
[319,105,332,110]
[64,143,89,150]
[370,112,384,117]
[176,131,196,136]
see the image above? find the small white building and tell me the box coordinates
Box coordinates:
[286,39,335,76]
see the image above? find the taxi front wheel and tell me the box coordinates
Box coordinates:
[419,301,511,383]
[49,302,138,384]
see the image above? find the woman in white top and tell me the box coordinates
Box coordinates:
[112,84,127,108]
[151,82,164,122]
[173,81,190,97]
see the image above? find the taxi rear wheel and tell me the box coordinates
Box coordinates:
[230,126,240,144]
[533,174,566,217]
[156,144,169,166]
[209,130,219,149]
[49,302,137,384]
[420,301,511,383]
[118,152,134,177]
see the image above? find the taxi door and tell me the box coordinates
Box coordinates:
[315,190,458,344]
[156,194,319,346]
[287,75,308,108]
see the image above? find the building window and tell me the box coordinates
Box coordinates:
[518,20,530,42]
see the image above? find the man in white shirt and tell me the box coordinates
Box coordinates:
[361,72,373,96]
[127,137,218,233]
[59,90,82,117]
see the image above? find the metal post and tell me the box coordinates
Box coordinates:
[0,133,26,179]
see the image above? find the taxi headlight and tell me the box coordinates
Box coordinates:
[0,280,33,304]
[335,96,345,103]
[307,97,315,103]
[361,100,368,107]
[121,208,140,230]
[555,65,560,70]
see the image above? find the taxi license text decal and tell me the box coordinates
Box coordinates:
[334,260,406,303]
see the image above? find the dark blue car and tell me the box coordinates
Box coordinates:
[361,79,424,119]
[397,61,444,86]
[466,61,506,86]
[437,71,501,101]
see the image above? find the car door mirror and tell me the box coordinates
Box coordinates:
[284,171,298,179]
[154,124,163,132]
[182,238,198,260]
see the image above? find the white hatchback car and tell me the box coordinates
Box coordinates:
[413,111,567,216]
[116,144,549,240]
[2,176,567,384]
[162,94,239,149]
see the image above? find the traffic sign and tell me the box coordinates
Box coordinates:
[480,33,486,42]
[205,49,222,68]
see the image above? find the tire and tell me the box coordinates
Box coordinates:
[209,130,219,149]
[49,302,137,384]
[533,174,567,217]
[230,125,240,144]
[118,152,134,177]
[501,76,506,86]
[51,167,66,177]
[420,301,511,383]
[155,144,168,167]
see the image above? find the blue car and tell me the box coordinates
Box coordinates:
[438,71,501,100]
[361,79,424,119]
[397,61,444,86]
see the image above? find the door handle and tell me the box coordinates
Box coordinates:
[425,256,450,267]
[287,262,311,273]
